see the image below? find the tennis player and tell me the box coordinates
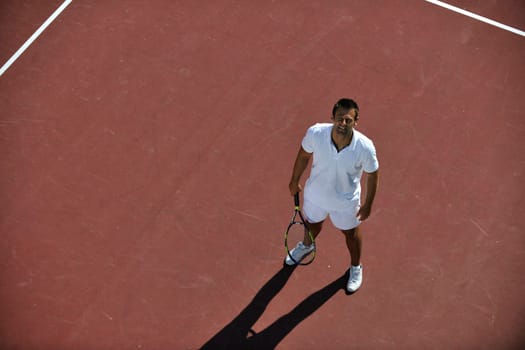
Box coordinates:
[286,98,379,293]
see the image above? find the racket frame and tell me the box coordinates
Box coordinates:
[284,193,316,265]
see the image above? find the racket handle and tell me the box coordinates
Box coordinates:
[294,193,300,207]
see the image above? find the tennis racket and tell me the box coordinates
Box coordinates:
[284,193,316,265]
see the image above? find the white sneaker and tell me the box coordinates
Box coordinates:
[285,242,314,265]
[346,265,363,292]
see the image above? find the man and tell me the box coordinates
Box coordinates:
[286,98,379,293]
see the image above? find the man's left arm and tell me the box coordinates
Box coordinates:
[357,170,379,221]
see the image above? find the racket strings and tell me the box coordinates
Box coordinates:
[286,221,315,265]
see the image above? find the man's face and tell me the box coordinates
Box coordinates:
[332,108,358,136]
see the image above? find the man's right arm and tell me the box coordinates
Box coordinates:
[289,147,312,195]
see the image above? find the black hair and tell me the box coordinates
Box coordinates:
[332,98,359,119]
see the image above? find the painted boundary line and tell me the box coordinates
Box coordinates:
[0,0,73,77]
[425,0,525,37]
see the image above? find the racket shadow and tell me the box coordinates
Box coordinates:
[199,266,348,350]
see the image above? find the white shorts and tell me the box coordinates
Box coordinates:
[303,197,361,230]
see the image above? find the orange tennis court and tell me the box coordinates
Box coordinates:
[1,1,524,349]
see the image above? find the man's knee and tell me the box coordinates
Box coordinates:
[342,227,359,240]
[307,220,324,234]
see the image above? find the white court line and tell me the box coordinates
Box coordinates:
[425,0,525,37]
[0,0,73,77]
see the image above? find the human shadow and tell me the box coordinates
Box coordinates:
[200,265,348,350]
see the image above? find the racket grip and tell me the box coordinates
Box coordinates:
[294,193,300,207]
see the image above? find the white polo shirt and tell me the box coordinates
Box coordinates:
[302,123,379,211]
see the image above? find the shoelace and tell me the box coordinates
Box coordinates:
[350,269,361,281]
[297,243,312,251]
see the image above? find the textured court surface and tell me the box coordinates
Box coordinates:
[1,1,524,349]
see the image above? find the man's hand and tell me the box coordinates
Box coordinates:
[356,204,372,221]
[289,181,302,196]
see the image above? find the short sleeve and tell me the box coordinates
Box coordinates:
[363,142,379,173]
[301,126,316,153]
